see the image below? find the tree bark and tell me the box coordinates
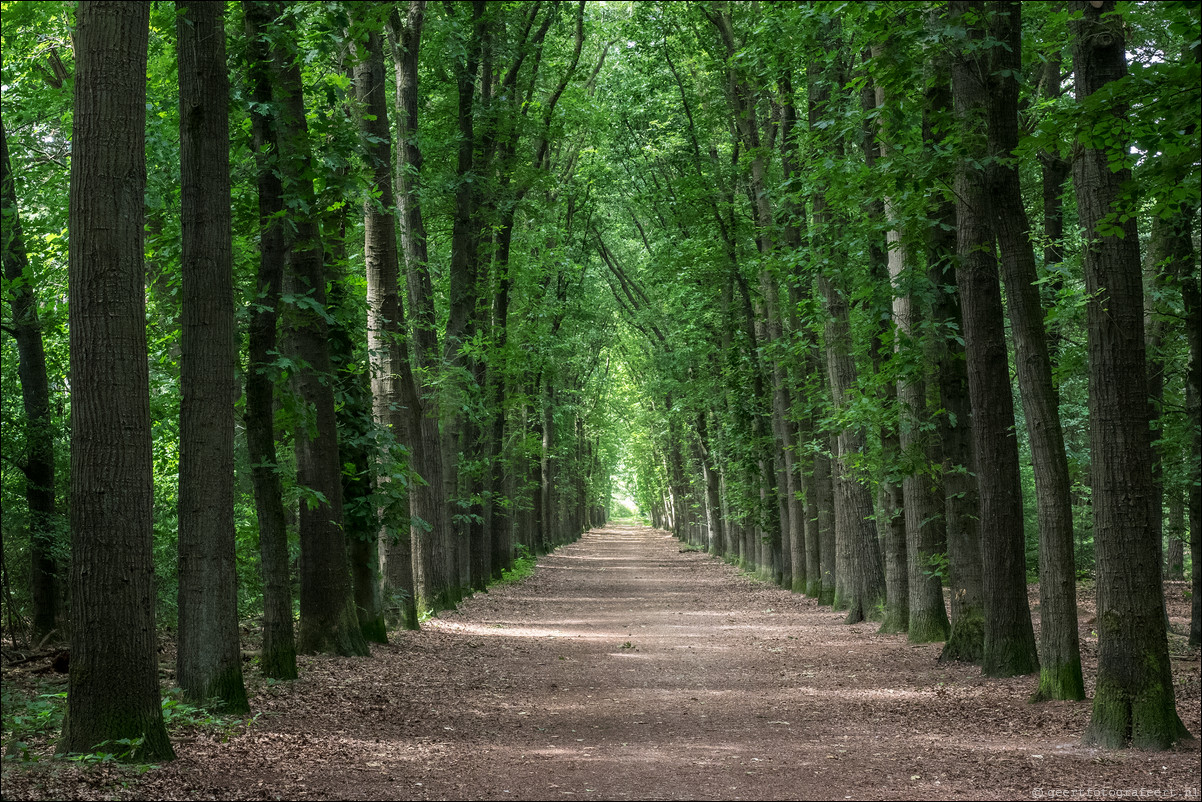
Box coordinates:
[951,0,1038,678]
[986,1,1082,700]
[59,1,173,760]
[266,0,367,657]
[175,0,249,711]
[241,0,297,680]
[389,2,454,613]
[1072,0,1190,748]
[920,27,985,664]
[354,13,419,632]
[1,117,60,641]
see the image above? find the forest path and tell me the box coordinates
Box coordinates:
[136,524,1199,801]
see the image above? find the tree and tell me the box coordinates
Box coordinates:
[352,7,419,632]
[1,116,59,641]
[1071,0,1191,749]
[175,0,249,713]
[241,0,298,680]
[984,0,1082,701]
[950,0,1038,678]
[264,0,367,658]
[388,0,455,613]
[58,0,173,760]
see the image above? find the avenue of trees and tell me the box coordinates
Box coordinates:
[1,0,1198,760]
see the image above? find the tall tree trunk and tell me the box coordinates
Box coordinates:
[1072,0,1190,748]
[1180,226,1201,649]
[59,1,173,760]
[810,35,886,622]
[389,2,454,612]
[986,1,1082,700]
[267,0,367,657]
[816,431,837,606]
[1,118,60,641]
[354,14,419,632]
[175,0,249,712]
[921,24,985,664]
[951,0,1039,678]
[861,60,908,636]
[241,0,297,680]
[1039,49,1070,362]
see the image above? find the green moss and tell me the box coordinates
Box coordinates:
[939,606,984,665]
[805,579,821,598]
[790,578,806,594]
[1031,656,1085,702]
[398,603,420,632]
[818,584,835,606]
[1086,651,1193,748]
[877,607,908,635]
[359,617,388,645]
[907,610,950,645]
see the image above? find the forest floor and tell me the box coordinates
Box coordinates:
[2,523,1200,801]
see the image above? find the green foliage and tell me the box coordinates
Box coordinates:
[496,544,538,586]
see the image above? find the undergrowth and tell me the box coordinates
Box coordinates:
[1,678,259,766]
[497,544,538,585]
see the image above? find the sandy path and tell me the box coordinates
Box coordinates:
[110,524,1200,801]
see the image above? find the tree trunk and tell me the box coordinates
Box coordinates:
[921,28,985,664]
[59,1,173,760]
[816,433,837,606]
[862,61,909,636]
[986,1,1082,700]
[267,0,367,658]
[175,0,249,712]
[389,2,454,613]
[1072,0,1190,748]
[1,118,60,641]
[241,0,297,680]
[950,0,1038,678]
[1179,225,1201,648]
[354,14,418,632]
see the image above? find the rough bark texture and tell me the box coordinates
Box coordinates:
[355,16,418,632]
[862,59,910,638]
[986,1,1082,701]
[1071,0,1190,749]
[921,29,985,664]
[815,434,836,606]
[1,118,59,640]
[889,207,947,645]
[241,0,297,680]
[809,42,885,623]
[268,0,367,658]
[175,0,249,712]
[59,1,173,761]
[1182,234,1201,649]
[389,1,454,613]
[950,0,1038,679]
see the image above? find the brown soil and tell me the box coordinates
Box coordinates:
[3,524,1200,800]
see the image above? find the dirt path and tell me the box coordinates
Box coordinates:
[28,524,1201,800]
